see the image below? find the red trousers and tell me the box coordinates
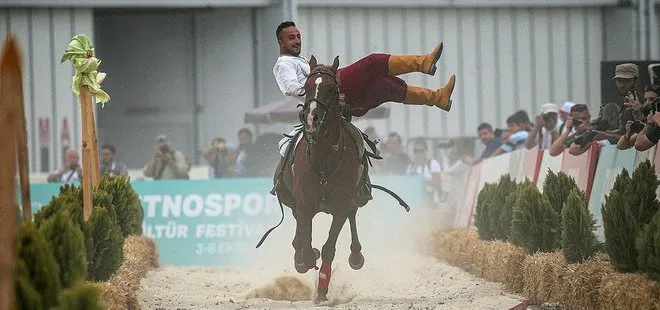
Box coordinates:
[337,54,407,117]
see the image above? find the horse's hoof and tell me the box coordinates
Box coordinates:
[314,293,328,304]
[295,262,309,274]
[349,252,365,270]
[313,248,321,260]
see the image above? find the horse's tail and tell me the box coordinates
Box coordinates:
[370,184,411,212]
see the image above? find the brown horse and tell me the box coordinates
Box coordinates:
[281,55,365,302]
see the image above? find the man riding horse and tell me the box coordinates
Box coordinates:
[272,21,456,206]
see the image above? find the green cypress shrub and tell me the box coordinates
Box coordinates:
[14,259,43,310]
[85,207,124,282]
[602,189,639,272]
[611,168,631,196]
[543,170,584,215]
[57,281,105,310]
[561,189,598,263]
[487,174,518,241]
[474,182,497,240]
[510,182,561,254]
[38,210,87,289]
[637,212,660,281]
[98,175,144,237]
[15,222,61,308]
[34,183,83,229]
[625,160,660,228]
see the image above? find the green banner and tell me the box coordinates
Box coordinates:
[30,175,424,266]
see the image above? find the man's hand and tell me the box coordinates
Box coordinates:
[625,120,634,139]
[652,111,660,126]
[535,114,544,128]
[565,117,574,131]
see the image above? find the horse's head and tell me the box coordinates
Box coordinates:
[302,55,341,137]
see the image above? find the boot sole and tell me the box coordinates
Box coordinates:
[428,42,443,76]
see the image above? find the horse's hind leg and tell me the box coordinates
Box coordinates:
[316,214,348,302]
[348,209,365,270]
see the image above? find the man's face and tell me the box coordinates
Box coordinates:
[386,135,401,152]
[615,78,635,95]
[238,132,251,146]
[644,91,658,105]
[560,111,570,122]
[101,148,114,164]
[571,110,591,132]
[507,122,522,134]
[477,128,494,144]
[66,150,79,166]
[543,112,558,130]
[278,26,301,56]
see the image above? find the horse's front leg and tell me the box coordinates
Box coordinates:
[294,206,319,273]
[316,213,348,302]
[347,208,364,270]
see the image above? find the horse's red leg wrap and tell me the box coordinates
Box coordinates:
[318,263,332,288]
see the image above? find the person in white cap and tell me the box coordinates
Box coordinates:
[558,101,575,134]
[524,103,561,150]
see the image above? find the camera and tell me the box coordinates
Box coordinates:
[564,117,611,148]
[629,121,646,134]
[632,97,660,120]
[159,144,172,154]
[572,117,583,127]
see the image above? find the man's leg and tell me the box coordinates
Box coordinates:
[402,75,456,111]
[387,42,443,76]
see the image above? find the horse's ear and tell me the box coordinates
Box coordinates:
[331,55,339,72]
[309,55,317,68]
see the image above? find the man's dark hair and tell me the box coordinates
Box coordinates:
[644,84,660,94]
[506,110,530,125]
[101,144,116,154]
[238,128,253,138]
[570,104,589,113]
[276,21,296,40]
[477,123,493,132]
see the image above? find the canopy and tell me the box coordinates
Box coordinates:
[244,98,390,124]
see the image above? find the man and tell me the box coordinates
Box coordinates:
[635,111,660,151]
[616,84,659,150]
[234,128,254,177]
[143,135,189,180]
[379,132,411,175]
[597,63,640,144]
[100,144,128,177]
[524,103,561,150]
[202,137,237,178]
[271,20,456,204]
[559,101,575,135]
[47,148,82,184]
[476,123,502,160]
[548,104,593,156]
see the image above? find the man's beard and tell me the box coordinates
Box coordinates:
[288,47,301,56]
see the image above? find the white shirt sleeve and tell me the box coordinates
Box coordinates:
[429,159,443,173]
[273,60,305,97]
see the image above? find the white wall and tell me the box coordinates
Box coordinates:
[297,6,604,143]
[0,8,93,173]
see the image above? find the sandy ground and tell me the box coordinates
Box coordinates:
[138,204,526,310]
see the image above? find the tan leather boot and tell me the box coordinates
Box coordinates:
[388,42,443,76]
[403,75,456,111]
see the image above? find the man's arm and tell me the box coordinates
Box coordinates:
[524,125,540,150]
[568,142,593,156]
[273,61,305,98]
[549,129,571,157]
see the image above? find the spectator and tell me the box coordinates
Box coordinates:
[549,104,591,156]
[490,111,530,157]
[47,148,82,184]
[525,103,561,150]
[598,63,640,144]
[406,139,443,206]
[635,111,660,151]
[559,101,575,134]
[235,128,254,177]
[643,84,659,105]
[99,144,128,177]
[143,135,189,180]
[202,137,237,178]
[476,123,502,160]
[379,132,411,175]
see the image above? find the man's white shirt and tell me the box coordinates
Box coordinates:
[273,54,310,103]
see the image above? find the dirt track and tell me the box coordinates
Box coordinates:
[137,206,525,310]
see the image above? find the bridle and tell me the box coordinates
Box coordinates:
[299,67,346,203]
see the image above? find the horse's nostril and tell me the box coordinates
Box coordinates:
[313,114,319,122]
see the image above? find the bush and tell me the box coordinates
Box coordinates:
[15,222,61,309]
[602,189,639,272]
[543,170,583,215]
[85,207,124,282]
[510,182,561,254]
[487,174,518,241]
[57,281,105,310]
[34,183,84,229]
[561,189,598,263]
[625,160,660,229]
[474,183,497,240]
[611,168,631,196]
[14,259,43,310]
[98,175,144,237]
[637,212,660,281]
[39,210,87,289]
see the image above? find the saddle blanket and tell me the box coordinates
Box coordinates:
[278,123,369,158]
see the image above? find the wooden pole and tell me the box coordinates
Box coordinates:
[14,55,30,223]
[0,35,21,310]
[80,85,94,221]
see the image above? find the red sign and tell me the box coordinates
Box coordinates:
[38,117,50,146]
[60,118,70,146]
[560,144,600,200]
[522,150,543,183]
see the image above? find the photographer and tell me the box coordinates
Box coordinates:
[635,111,660,151]
[597,64,642,144]
[143,135,189,180]
[524,103,561,150]
[47,148,83,184]
[549,104,593,156]
[202,137,237,178]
